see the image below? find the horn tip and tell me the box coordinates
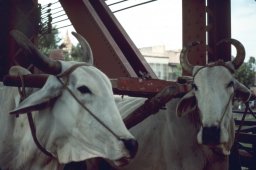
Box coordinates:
[10,29,23,39]
[71,32,79,37]
[9,29,32,50]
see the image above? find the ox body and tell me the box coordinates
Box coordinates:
[87,40,251,170]
[0,30,138,170]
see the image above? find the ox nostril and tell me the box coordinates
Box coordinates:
[202,126,220,145]
[121,139,138,158]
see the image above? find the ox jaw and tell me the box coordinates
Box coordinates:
[112,138,138,166]
[113,156,132,167]
[197,126,231,156]
[99,138,138,167]
[99,153,132,167]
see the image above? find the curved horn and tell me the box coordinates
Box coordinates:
[10,30,62,75]
[71,32,93,65]
[217,38,245,70]
[180,41,200,74]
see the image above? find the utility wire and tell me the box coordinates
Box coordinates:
[108,0,128,6]
[112,0,157,13]
[55,24,73,30]
[41,1,59,8]
[51,18,69,25]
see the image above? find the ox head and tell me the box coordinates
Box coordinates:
[176,40,251,155]
[9,30,138,166]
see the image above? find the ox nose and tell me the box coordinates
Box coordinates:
[121,139,138,158]
[202,126,220,145]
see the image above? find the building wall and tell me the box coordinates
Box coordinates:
[139,45,181,81]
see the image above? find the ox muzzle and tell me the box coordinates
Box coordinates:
[202,126,221,145]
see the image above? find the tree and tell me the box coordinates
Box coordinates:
[234,56,256,88]
[37,28,61,56]
[70,44,84,61]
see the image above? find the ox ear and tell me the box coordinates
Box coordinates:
[234,80,251,102]
[9,76,62,115]
[176,90,197,117]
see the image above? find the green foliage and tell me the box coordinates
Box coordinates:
[175,64,182,77]
[234,56,256,87]
[70,44,84,61]
[37,28,61,56]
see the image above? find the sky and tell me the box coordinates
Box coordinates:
[231,0,256,60]
[39,0,256,61]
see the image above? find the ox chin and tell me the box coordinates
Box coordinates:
[197,127,231,156]
[208,144,231,156]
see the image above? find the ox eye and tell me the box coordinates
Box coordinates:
[227,81,234,88]
[77,85,92,94]
[192,83,198,91]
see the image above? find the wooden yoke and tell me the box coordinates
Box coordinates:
[123,82,191,129]
[3,74,191,129]
[3,75,189,97]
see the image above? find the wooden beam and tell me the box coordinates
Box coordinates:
[0,0,39,80]
[59,0,137,78]
[3,75,189,98]
[0,1,10,80]
[123,83,190,129]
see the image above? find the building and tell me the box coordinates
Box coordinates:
[139,45,181,81]
[61,31,73,59]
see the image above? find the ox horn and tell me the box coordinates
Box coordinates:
[217,38,245,70]
[10,30,62,75]
[71,32,93,65]
[180,41,200,74]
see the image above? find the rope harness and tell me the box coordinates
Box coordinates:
[14,61,249,158]
[16,63,122,158]
[18,74,54,157]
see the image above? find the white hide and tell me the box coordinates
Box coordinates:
[0,61,135,170]
[87,65,251,170]
[112,97,229,170]
[192,66,234,147]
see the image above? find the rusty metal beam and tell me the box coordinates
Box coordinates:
[182,0,206,75]
[59,0,137,78]
[207,0,231,62]
[89,0,157,79]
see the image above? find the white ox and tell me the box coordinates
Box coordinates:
[0,30,138,170]
[87,40,251,170]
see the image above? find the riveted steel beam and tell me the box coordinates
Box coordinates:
[89,0,157,79]
[59,0,139,78]
[182,0,206,75]
[207,0,231,62]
